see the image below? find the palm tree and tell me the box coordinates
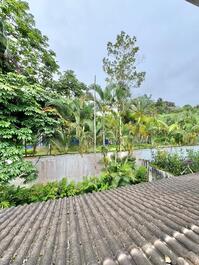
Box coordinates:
[47,96,93,153]
[70,97,93,153]
[109,83,130,152]
[96,85,114,146]
[50,129,70,154]
[89,84,115,147]
[126,99,154,144]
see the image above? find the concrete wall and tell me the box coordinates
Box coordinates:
[24,144,197,184]
[136,158,174,182]
[148,166,174,182]
[26,151,129,184]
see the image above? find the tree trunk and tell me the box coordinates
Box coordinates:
[102,116,106,146]
[93,75,97,153]
[49,144,52,155]
[33,143,37,157]
[24,140,27,157]
[119,114,122,152]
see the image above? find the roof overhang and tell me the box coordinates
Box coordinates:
[186,0,199,6]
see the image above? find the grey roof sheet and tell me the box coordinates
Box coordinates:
[1,174,199,265]
[186,0,199,6]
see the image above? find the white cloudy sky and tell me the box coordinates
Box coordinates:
[27,0,199,106]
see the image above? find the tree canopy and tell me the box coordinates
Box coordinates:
[53,70,87,97]
[0,0,59,84]
[0,0,197,186]
[103,31,145,96]
[0,73,61,182]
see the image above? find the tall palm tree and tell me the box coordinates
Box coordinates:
[69,97,93,153]
[90,84,114,146]
[47,96,93,153]
[109,83,130,151]
[126,99,153,143]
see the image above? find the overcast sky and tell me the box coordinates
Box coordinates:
[27,0,199,106]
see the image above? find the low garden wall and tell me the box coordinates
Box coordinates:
[24,150,176,185]
[25,151,129,184]
[26,153,103,184]
[137,159,174,182]
[148,166,174,182]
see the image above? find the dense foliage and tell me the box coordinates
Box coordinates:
[103,31,145,91]
[0,0,59,84]
[0,0,198,187]
[151,150,199,176]
[103,31,145,151]
[53,70,88,98]
[0,143,37,183]
[0,73,61,182]
[159,108,199,145]
[0,156,147,208]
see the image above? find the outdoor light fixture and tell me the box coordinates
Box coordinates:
[186,0,199,6]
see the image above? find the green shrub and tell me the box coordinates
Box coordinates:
[134,166,148,183]
[100,154,138,188]
[151,150,199,176]
[0,143,38,184]
[0,154,147,209]
[57,178,68,198]
[0,201,10,209]
[30,182,59,202]
[186,150,199,173]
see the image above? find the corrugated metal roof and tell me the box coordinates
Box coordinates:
[186,0,199,6]
[0,174,199,265]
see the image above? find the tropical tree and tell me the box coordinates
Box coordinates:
[50,129,70,154]
[103,31,145,93]
[53,70,87,98]
[155,98,177,114]
[71,97,94,153]
[131,95,156,116]
[48,95,94,153]
[0,73,61,183]
[90,84,114,146]
[0,0,59,85]
[103,31,145,150]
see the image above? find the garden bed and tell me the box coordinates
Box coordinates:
[150,150,199,176]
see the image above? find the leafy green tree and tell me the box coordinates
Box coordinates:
[103,31,145,150]
[182,104,192,111]
[155,98,177,114]
[131,95,156,116]
[50,129,70,154]
[71,97,93,153]
[48,96,94,153]
[0,0,59,84]
[103,31,145,95]
[44,98,75,154]
[0,142,37,183]
[0,73,61,183]
[54,70,87,97]
[90,84,114,146]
